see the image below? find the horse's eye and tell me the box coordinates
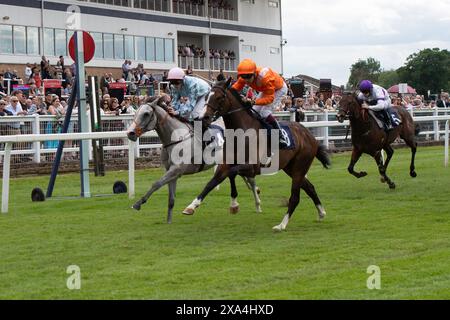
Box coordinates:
[143,112,151,118]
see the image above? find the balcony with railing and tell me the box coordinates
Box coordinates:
[178,55,236,71]
[77,0,237,20]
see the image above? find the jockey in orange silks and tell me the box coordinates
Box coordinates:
[232,59,289,147]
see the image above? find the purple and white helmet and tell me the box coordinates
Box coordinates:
[359,80,373,93]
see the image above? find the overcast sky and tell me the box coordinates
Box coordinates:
[281,0,450,86]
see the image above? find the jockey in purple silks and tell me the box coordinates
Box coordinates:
[357,80,394,131]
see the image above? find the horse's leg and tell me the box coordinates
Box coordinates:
[273,173,304,232]
[301,178,326,221]
[229,173,240,214]
[403,136,418,178]
[183,165,231,215]
[214,165,220,191]
[132,166,184,211]
[167,180,177,224]
[348,148,367,178]
[246,177,262,213]
[380,145,396,189]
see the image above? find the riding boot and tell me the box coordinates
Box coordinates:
[384,110,394,131]
[264,114,289,148]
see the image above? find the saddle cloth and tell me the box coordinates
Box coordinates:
[369,108,402,130]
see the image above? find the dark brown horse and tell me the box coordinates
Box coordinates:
[337,93,419,189]
[182,79,331,231]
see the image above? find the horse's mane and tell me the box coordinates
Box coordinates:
[145,95,192,126]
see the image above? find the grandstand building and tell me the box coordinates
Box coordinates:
[0,0,283,79]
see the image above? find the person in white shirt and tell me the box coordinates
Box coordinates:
[357,80,393,131]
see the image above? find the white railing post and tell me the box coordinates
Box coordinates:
[290,109,296,122]
[445,120,449,168]
[1,143,12,214]
[135,137,140,159]
[32,115,41,163]
[434,107,440,141]
[323,110,329,148]
[128,140,136,199]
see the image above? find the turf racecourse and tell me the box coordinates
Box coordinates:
[0,146,449,299]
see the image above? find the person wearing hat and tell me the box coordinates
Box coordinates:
[232,58,289,147]
[357,80,393,131]
[165,67,210,122]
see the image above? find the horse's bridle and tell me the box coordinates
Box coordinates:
[132,105,157,138]
[206,86,248,121]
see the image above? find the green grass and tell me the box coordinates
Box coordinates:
[0,146,449,299]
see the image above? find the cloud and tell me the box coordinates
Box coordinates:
[282,0,450,85]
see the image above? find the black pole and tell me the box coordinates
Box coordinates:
[88,76,100,176]
[46,81,78,198]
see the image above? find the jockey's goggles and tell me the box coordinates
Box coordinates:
[240,74,254,80]
[170,80,183,85]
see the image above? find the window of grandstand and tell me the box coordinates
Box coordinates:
[241,0,255,4]
[146,37,156,61]
[43,28,55,57]
[0,23,175,63]
[270,47,280,54]
[77,0,171,13]
[13,26,26,54]
[155,38,165,62]
[242,44,256,52]
[268,1,279,8]
[114,34,125,60]
[0,24,12,54]
[124,35,135,60]
[91,32,104,59]
[103,33,114,59]
[27,27,40,55]
[135,36,146,61]
[55,29,67,57]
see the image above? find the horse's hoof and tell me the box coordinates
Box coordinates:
[389,182,396,189]
[318,212,326,221]
[410,171,417,178]
[230,206,240,214]
[358,172,368,178]
[272,225,285,232]
[132,203,141,211]
[183,208,194,215]
[380,177,386,183]
[256,206,263,214]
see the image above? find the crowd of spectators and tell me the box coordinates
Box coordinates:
[1,58,450,144]
[178,44,236,61]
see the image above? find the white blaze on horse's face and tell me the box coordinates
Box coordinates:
[206,91,215,105]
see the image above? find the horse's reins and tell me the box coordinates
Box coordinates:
[206,85,248,121]
[132,103,193,149]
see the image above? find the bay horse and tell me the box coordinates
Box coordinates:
[183,79,331,232]
[126,95,262,224]
[336,93,419,189]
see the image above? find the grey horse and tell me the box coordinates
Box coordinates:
[126,96,262,224]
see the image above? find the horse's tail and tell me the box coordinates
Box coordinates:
[316,145,331,169]
[414,124,421,137]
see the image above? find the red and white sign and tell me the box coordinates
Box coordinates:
[43,79,63,89]
[68,31,96,64]
[109,82,127,93]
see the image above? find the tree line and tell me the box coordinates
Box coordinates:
[347,48,450,97]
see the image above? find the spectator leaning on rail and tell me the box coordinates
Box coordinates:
[357,80,393,131]
[231,58,289,147]
[166,67,211,122]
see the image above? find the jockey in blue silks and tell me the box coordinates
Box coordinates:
[166,67,210,122]
[357,80,394,131]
